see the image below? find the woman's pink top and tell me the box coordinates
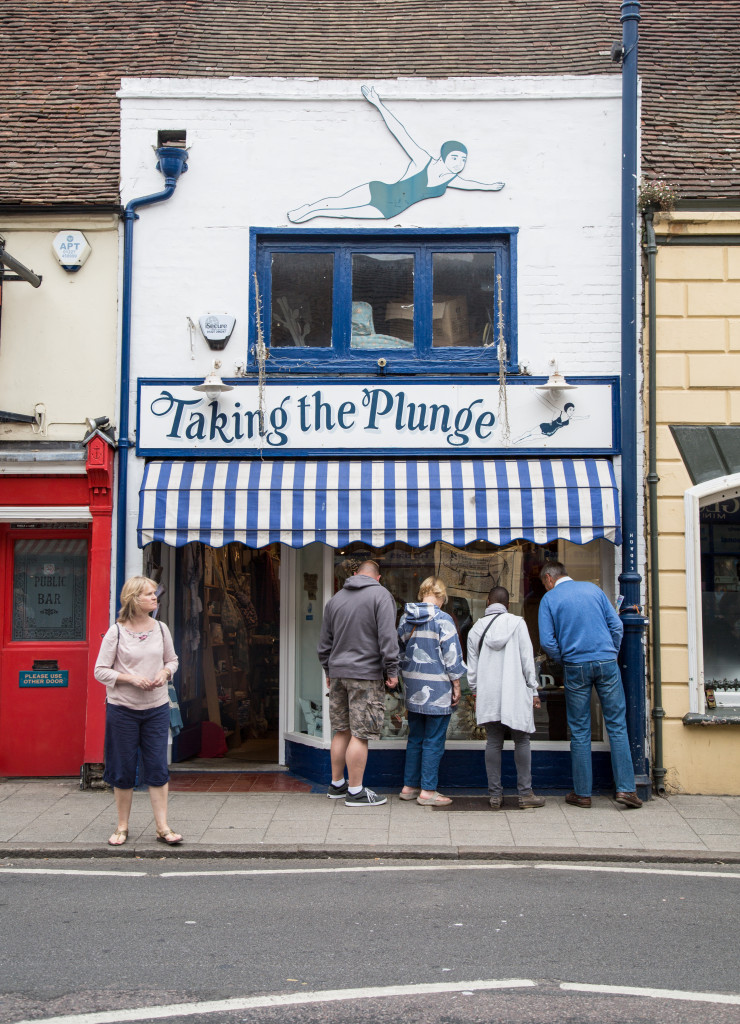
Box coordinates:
[94,620,179,710]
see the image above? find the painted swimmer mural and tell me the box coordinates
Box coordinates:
[287,85,504,223]
[512,393,590,447]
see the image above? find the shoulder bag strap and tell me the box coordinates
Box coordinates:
[111,623,120,667]
[476,613,503,657]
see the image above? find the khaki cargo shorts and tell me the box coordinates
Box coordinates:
[329,677,386,740]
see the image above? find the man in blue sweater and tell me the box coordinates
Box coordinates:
[538,561,642,809]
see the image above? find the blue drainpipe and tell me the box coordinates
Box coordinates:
[617,1,650,796]
[116,146,188,604]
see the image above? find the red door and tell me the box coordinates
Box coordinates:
[0,524,92,775]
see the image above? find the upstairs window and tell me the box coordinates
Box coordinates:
[251,228,517,373]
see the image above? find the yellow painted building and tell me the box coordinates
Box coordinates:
[0,215,119,442]
[648,210,740,794]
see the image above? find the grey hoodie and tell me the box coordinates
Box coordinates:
[317,574,400,681]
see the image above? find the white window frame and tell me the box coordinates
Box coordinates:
[684,472,740,713]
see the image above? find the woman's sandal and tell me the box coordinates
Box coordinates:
[156,828,184,846]
[416,792,452,806]
[107,828,128,846]
[399,788,421,801]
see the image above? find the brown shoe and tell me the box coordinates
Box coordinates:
[489,796,502,810]
[518,791,546,809]
[565,791,592,808]
[615,791,643,809]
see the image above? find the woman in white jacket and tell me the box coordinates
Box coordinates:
[466,585,545,810]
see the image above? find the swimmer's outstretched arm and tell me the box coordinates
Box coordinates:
[448,177,505,191]
[362,84,430,166]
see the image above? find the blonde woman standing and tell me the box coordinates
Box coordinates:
[397,576,466,806]
[95,576,182,847]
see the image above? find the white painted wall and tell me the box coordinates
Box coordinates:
[119,74,630,579]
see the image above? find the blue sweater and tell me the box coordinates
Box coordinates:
[538,580,623,664]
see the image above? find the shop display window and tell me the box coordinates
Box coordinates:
[12,538,87,641]
[699,500,740,706]
[333,539,606,743]
[294,544,325,737]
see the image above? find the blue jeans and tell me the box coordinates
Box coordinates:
[563,661,635,796]
[403,712,451,791]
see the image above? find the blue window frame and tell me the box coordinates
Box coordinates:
[250,228,517,374]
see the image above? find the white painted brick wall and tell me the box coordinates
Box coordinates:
[120,76,625,382]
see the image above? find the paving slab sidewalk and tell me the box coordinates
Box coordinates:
[1,779,740,862]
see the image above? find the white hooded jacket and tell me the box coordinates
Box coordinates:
[466,603,539,734]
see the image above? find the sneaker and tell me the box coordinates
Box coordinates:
[327,780,348,799]
[489,796,502,811]
[344,787,387,807]
[518,791,546,809]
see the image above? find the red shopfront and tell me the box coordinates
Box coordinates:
[0,434,114,777]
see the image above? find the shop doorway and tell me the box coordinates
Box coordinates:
[0,523,91,776]
[155,542,281,767]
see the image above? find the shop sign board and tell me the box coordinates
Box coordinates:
[19,671,69,688]
[137,377,619,457]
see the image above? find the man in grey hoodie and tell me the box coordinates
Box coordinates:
[317,560,399,806]
[467,586,545,810]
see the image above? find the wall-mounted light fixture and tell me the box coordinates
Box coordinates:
[52,231,91,273]
[535,357,578,392]
[192,360,234,402]
[199,314,236,350]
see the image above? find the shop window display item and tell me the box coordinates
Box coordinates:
[335,538,608,744]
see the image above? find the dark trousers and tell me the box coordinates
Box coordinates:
[103,702,170,790]
[484,721,533,797]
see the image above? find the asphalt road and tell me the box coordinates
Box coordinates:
[1,858,739,1024]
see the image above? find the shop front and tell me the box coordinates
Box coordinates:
[117,72,639,790]
[136,383,623,787]
[0,432,114,777]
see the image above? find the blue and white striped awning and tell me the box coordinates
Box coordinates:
[138,458,621,549]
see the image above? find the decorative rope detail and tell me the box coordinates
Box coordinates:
[496,273,511,446]
[253,271,268,457]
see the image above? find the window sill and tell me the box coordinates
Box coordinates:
[683,708,740,726]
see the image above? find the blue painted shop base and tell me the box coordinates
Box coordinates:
[285,740,618,794]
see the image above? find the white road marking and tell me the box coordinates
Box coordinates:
[10,978,537,1024]
[562,981,740,1005]
[158,863,529,878]
[536,863,740,881]
[159,861,740,880]
[0,868,146,878]
[1,862,737,883]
